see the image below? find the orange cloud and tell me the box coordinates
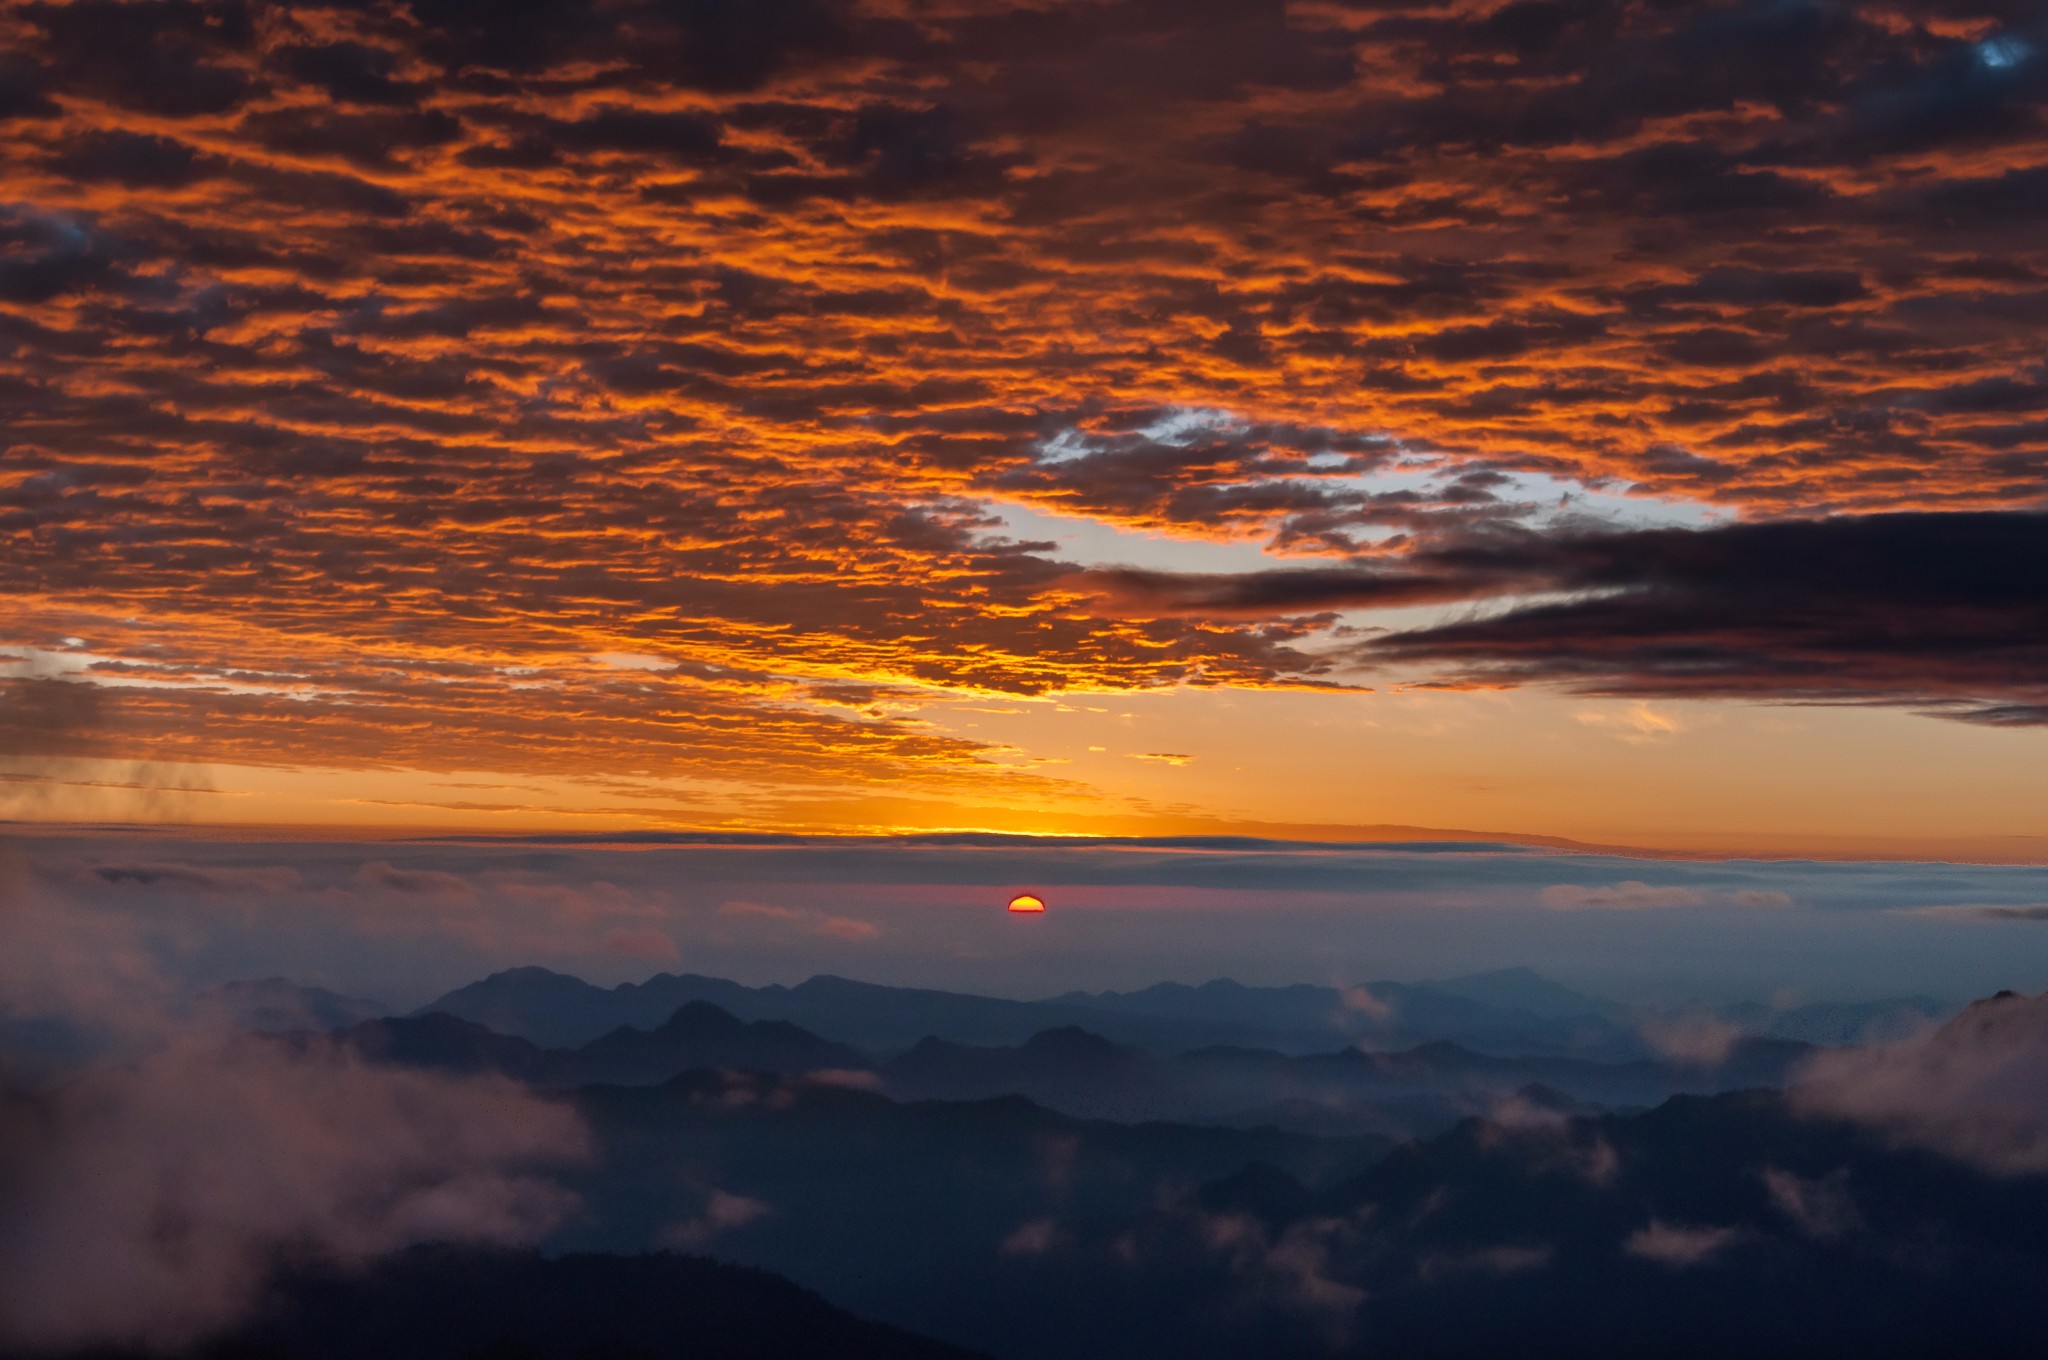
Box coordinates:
[2,0,2044,831]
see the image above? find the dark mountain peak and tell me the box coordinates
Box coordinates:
[794,973,882,996]
[1021,1026,1127,1061]
[1931,986,2048,1045]
[420,965,603,1012]
[485,964,586,985]
[652,1000,747,1033]
[1423,966,1604,1018]
[389,1010,504,1039]
[414,966,624,1048]
[1116,981,1198,1000]
[572,1001,867,1082]
[1400,1039,1488,1065]
[634,970,757,994]
[325,1012,544,1076]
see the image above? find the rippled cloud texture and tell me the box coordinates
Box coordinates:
[4,0,2048,824]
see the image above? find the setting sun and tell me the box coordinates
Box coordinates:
[1006,894,1047,914]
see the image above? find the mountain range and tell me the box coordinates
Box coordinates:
[307,998,1816,1140]
[403,965,1949,1058]
[310,1002,867,1086]
[879,1025,1816,1139]
[49,966,2048,1359]
[539,1000,2048,1360]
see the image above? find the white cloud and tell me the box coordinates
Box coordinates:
[1637,1013,1744,1065]
[1574,701,1687,743]
[0,875,590,1352]
[1542,881,1705,911]
[720,898,882,942]
[1624,1221,1740,1267]
[1000,1217,1064,1255]
[1792,990,2048,1175]
[658,1190,772,1251]
[1762,1167,1859,1239]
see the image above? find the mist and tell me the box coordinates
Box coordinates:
[0,866,590,1352]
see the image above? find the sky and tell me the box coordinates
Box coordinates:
[2,0,2048,856]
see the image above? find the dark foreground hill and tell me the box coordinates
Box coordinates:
[661,1082,2042,1360]
[543,1078,2048,1360]
[558,1068,1393,1290]
[28,1248,979,1360]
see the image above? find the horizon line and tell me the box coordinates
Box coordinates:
[9,818,2048,867]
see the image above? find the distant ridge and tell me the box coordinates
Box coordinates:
[413,965,1951,1059]
[416,966,1650,1055]
[319,1001,865,1085]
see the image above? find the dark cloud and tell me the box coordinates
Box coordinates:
[240,107,468,170]
[1102,511,2048,724]
[45,130,214,188]
[87,862,304,894]
[22,0,258,116]
[273,41,424,108]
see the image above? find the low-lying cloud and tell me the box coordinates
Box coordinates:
[0,870,591,1352]
[1624,1220,1742,1268]
[1542,881,1792,911]
[720,898,883,942]
[1543,881,1706,911]
[0,1036,589,1351]
[1793,990,2048,1175]
[87,861,307,895]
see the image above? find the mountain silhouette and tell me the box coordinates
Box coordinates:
[882,1025,1816,1139]
[418,967,1647,1056]
[312,1002,869,1087]
[413,966,1956,1060]
[552,1066,1394,1351]
[41,1247,982,1360]
[572,1003,869,1083]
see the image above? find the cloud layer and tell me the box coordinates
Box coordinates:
[1794,988,2048,1174]
[3,0,2047,799]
